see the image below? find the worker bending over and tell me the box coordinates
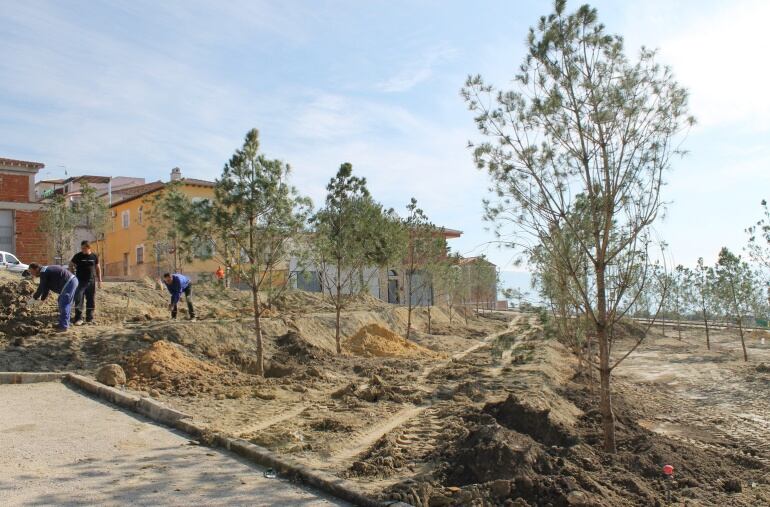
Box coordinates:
[162,272,195,320]
[28,263,79,332]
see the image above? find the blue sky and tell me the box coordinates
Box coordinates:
[2,0,769,292]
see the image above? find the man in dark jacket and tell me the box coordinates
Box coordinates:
[162,272,195,320]
[28,263,79,331]
[69,240,102,325]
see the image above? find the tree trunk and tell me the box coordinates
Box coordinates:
[406,271,413,340]
[737,315,748,362]
[252,284,264,376]
[677,314,682,341]
[730,281,748,362]
[427,306,432,334]
[700,295,710,350]
[335,304,342,354]
[595,265,616,453]
[335,260,342,354]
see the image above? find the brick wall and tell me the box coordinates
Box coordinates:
[0,174,31,203]
[14,210,49,263]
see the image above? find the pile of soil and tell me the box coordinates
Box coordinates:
[0,277,49,337]
[123,340,247,396]
[380,378,770,507]
[344,324,439,358]
[124,340,224,379]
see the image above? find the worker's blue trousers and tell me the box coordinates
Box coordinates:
[58,277,79,329]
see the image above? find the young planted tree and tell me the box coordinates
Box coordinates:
[40,194,77,264]
[746,199,770,281]
[531,241,591,374]
[402,198,447,340]
[462,0,692,452]
[691,258,714,349]
[467,255,498,312]
[715,247,760,362]
[432,252,466,326]
[311,163,404,354]
[203,128,310,376]
[144,182,197,274]
[77,183,109,260]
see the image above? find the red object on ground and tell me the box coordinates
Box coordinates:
[663,464,674,476]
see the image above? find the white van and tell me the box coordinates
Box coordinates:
[0,251,29,273]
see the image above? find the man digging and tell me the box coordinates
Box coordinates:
[27,263,79,332]
[69,240,102,325]
[162,272,196,320]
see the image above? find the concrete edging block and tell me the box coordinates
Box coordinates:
[0,372,67,384]
[64,374,142,412]
[219,436,383,507]
[136,397,189,425]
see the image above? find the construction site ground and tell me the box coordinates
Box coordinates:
[1,271,769,506]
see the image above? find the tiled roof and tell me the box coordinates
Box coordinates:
[180,177,215,187]
[0,157,45,170]
[109,181,165,207]
[68,175,112,184]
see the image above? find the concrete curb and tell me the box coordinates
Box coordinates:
[0,372,67,384]
[58,373,389,507]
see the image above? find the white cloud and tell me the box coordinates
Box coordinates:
[619,0,770,132]
[376,44,457,93]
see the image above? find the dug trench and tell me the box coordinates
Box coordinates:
[2,273,769,506]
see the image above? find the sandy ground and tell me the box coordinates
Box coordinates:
[0,382,348,507]
[5,270,770,505]
[614,324,770,470]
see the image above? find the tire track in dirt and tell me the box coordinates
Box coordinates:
[327,316,519,467]
[235,404,309,437]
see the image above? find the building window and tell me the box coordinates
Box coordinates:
[136,245,144,265]
[122,210,130,229]
[138,206,143,225]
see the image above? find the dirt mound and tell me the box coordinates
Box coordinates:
[444,414,544,486]
[614,319,647,340]
[484,394,578,447]
[125,340,223,379]
[275,290,334,313]
[344,324,438,358]
[0,278,48,336]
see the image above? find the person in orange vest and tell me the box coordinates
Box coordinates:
[215,266,225,286]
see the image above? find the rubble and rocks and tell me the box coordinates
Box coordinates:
[96,364,126,386]
[0,278,47,336]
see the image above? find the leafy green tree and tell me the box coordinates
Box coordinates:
[432,252,467,326]
[76,182,109,260]
[746,199,770,281]
[40,194,77,264]
[466,255,498,312]
[144,182,198,274]
[462,0,693,452]
[201,128,311,375]
[310,163,404,354]
[715,247,760,361]
[531,240,591,374]
[402,198,447,340]
[690,258,715,350]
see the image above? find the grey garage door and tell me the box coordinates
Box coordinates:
[0,210,13,254]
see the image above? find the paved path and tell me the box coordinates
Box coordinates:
[0,382,349,506]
